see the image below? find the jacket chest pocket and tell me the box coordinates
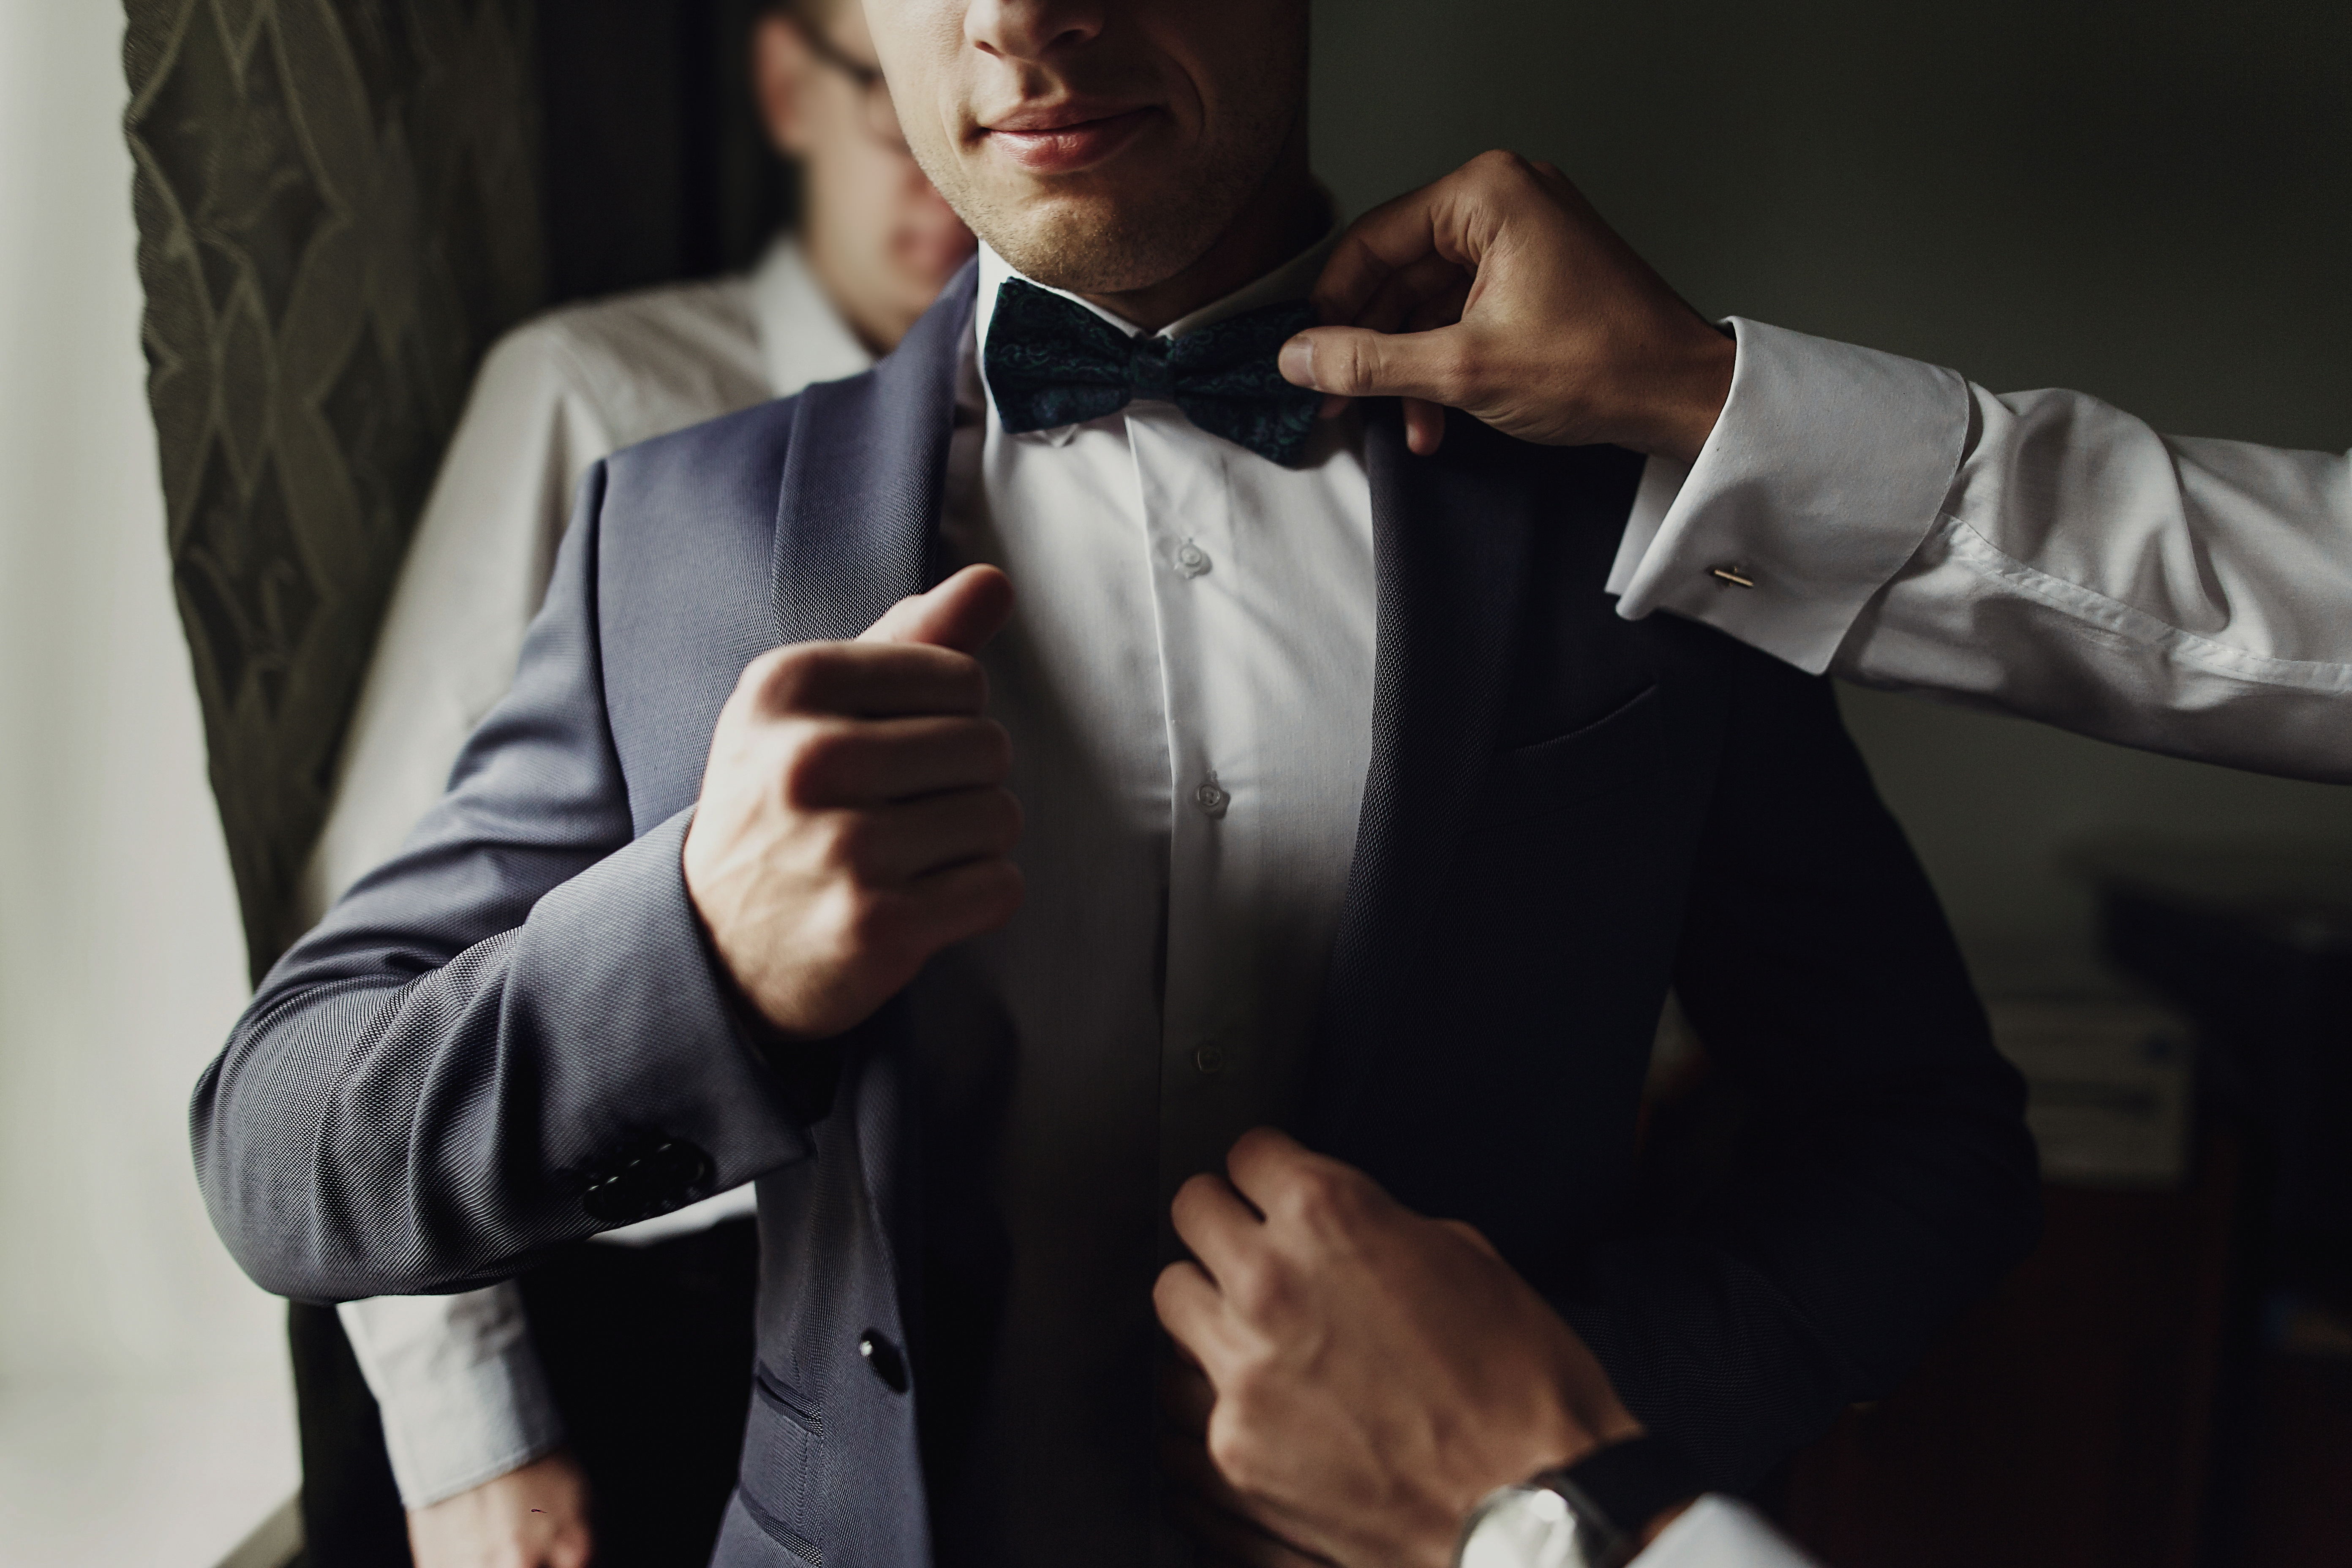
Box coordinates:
[1475,683,1663,829]
[738,1363,824,1564]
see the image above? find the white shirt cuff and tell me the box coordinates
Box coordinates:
[1639,1496,1821,1568]
[1607,318,1973,673]
[593,1178,759,1246]
[338,1288,568,1508]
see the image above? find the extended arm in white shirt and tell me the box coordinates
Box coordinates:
[1608,318,2352,784]
[1465,1494,1820,1568]
[1639,1498,1821,1568]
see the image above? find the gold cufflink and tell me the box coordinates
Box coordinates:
[1710,564,1756,589]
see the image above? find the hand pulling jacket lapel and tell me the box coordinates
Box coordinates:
[1306,406,1538,1145]
[770,261,978,642]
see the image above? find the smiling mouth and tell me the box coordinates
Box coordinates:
[980,106,1157,176]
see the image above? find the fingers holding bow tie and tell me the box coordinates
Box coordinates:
[1278,150,1735,464]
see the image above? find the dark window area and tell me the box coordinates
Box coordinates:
[538,0,795,306]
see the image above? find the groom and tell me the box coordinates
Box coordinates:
[193,3,2038,1565]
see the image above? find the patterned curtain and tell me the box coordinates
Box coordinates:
[121,0,544,980]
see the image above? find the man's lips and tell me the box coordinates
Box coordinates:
[980,105,1156,176]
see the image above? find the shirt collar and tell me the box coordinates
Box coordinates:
[749,233,876,398]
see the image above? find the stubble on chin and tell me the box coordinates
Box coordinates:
[964,191,1221,297]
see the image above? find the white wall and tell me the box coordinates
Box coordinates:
[0,0,294,1560]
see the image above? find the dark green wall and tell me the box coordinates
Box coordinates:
[1310,0,2352,960]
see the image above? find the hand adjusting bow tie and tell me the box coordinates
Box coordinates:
[983,277,1323,467]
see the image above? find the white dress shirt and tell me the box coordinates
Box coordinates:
[1638,1498,1822,1568]
[904,232,1375,1563]
[1469,1494,1821,1568]
[322,237,871,1508]
[1611,318,2352,783]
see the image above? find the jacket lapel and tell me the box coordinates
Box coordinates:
[1306,408,1538,1145]
[766,262,977,1351]
[770,261,978,640]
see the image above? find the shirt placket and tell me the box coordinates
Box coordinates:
[1124,408,1266,1207]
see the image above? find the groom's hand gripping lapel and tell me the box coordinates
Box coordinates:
[683,565,1025,1040]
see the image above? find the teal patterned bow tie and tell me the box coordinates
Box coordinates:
[983,277,1323,467]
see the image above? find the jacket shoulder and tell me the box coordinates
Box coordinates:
[590,394,809,642]
[591,396,807,817]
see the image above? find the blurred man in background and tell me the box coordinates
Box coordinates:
[288,4,970,1565]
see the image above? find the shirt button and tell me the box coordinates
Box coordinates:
[1193,771,1230,819]
[1174,539,1212,579]
[1194,1044,1226,1075]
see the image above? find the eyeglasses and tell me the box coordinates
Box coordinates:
[790,17,909,152]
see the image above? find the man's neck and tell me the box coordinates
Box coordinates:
[1078,126,1326,334]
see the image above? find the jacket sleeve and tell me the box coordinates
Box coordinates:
[1609,318,2352,784]
[297,323,613,1507]
[1565,643,2042,1486]
[190,463,813,1304]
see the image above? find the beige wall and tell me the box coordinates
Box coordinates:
[1310,0,2352,960]
[0,1,294,1554]
[0,0,293,1485]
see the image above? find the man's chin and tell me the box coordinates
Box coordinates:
[975,194,1212,299]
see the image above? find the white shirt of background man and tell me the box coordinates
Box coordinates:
[1610,319,2352,784]
[313,236,872,1509]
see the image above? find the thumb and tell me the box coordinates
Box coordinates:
[1279,324,1475,406]
[860,564,1015,654]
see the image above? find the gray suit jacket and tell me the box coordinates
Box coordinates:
[193,268,2038,1568]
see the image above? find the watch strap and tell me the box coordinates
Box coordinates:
[1538,1434,1705,1565]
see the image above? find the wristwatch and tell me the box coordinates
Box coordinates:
[1454,1435,1704,1568]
